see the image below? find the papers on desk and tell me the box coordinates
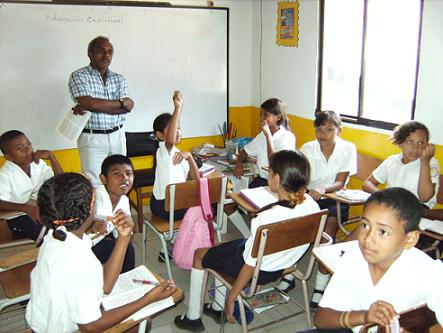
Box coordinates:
[56,108,91,143]
[101,265,174,321]
[312,240,359,273]
[199,163,216,177]
[419,218,443,236]
[239,187,278,210]
[335,189,371,202]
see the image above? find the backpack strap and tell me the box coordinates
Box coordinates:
[199,177,215,245]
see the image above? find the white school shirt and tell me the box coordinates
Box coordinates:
[300,137,357,191]
[244,127,296,179]
[243,194,320,271]
[26,230,103,333]
[153,141,190,200]
[0,160,54,203]
[319,242,443,332]
[372,154,440,208]
[93,184,131,243]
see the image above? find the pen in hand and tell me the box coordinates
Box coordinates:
[132,279,177,288]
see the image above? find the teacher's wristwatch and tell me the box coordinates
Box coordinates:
[119,98,125,109]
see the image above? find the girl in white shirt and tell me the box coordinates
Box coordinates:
[233,98,296,187]
[174,150,320,332]
[150,91,200,221]
[294,111,357,307]
[363,121,440,209]
[26,173,175,333]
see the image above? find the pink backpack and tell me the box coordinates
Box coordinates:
[173,177,215,270]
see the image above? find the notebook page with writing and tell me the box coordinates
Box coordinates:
[239,187,278,209]
[101,265,174,321]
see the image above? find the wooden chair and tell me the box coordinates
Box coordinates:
[200,209,330,332]
[142,176,228,280]
[126,131,159,232]
[323,152,382,235]
[420,174,443,258]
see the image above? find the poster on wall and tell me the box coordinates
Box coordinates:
[276,1,299,47]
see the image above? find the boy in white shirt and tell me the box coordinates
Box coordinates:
[0,130,63,242]
[314,187,443,332]
[150,91,200,262]
[89,154,135,273]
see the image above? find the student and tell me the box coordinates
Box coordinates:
[89,154,136,273]
[228,98,296,237]
[285,111,356,303]
[314,188,443,332]
[174,150,320,332]
[0,130,63,242]
[26,173,176,333]
[363,121,440,209]
[233,98,295,187]
[150,91,200,260]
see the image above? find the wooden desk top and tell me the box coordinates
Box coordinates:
[102,273,184,333]
[229,192,258,214]
[323,192,367,205]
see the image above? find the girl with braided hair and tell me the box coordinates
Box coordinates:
[26,173,175,333]
[174,150,320,332]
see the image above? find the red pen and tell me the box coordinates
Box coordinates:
[132,279,176,287]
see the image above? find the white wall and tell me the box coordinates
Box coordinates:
[148,0,255,106]
[415,0,443,144]
[258,0,319,117]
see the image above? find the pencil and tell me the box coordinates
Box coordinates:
[132,279,177,287]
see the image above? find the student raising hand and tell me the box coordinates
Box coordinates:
[111,210,134,237]
[173,90,183,111]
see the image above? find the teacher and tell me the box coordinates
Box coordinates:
[68,36,134,186]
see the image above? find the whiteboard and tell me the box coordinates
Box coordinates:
[0,2,228,151]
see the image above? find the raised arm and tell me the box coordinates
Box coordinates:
[418,144,436,202]
[165,91,183,152]
[261,120,275,159]
[33,150,63,176]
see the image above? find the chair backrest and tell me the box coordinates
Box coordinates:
[354,153,382,181]
[245,209,328,296]
[125,131,159,158]
[437,174,443,205]
[165,176,226,211]
[251,209,329,258]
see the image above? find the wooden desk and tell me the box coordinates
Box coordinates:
[322,192,367,235]
[102,273,184,333]
[229,192,258,215]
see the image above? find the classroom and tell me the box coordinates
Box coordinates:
[1,0,443,332]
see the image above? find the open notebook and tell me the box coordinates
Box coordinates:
[419,218,443,236]
[239,187,278,209]
[101,265,174,322]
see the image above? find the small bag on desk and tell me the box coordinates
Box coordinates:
[173,178,215,270]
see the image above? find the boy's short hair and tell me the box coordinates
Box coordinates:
[101,154,134,176]
[391,121,430,145]
[153,113,172,134]
[0,130,25,154]
[314,110,342,129]
[365,187,422,232]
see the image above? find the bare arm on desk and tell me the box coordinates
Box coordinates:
[363,175,381,194]
[309,172,350,201]
[0,200,40,223]
[77,281,176,333]
[233,149,248,178]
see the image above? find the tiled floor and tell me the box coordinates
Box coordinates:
[0,211,319,333]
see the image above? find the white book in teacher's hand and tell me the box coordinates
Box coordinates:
[101,265,174,322]
[56,108,91,144]
[239,187,278,209]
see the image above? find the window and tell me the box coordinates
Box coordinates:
[318,0,423,129]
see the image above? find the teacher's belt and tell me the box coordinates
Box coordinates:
[82,124,123,134]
